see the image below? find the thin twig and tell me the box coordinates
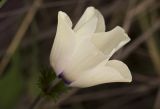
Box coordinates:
[123,0,154,32]
[61,85,147,104]
[137,9,160,74]
[98,85,156,109]
[118,19,160,60]
[122,0,137,29]
[54,73,160,105]
[0,0,42,76]
[29,94,42,109]
[100,0,123,17]
[0,0,92,18]
[154,87,160,109]
[113,0,137,58]
[146,33,160,74]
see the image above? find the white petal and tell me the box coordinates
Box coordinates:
[74,7,96,32]
[95,9,105,32]
[62,39,106,82]
[59,11,72,27]
[91,26,130,60]
[75,16,98,37]
[74,7,105,36]
[70,60,132,88]
[50,11,76,75]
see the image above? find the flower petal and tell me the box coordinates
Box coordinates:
[62,38,106,82]
[91,26,130,60]
[70,60,132,88]
[94,9,105,32]
[74,7,96,32]
[74,7,105,36]
[75,16,98,37]
[50,11,76,75]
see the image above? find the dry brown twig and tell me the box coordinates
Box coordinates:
[113,0,137,59]
[0,0,42,76]
[0,0,91,18]
[119,19,160,60]
[149,7,160,109]
[53,73,160,106]
[113,0,156,59]
[98,85,156,109]
[0,0,122,57]
[123,0,155,32]
[154,87,160,109]
[61,85,151,105]
[122,0,137,29]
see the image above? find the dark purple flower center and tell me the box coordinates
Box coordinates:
[58,72,72,85]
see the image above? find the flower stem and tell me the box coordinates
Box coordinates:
[29,94,42,109]
[29,78,61,109]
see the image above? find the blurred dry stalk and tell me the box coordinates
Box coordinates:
[119,19,160,60]
[0,0,160,109]
[123,0,155,32]
[138,12,160,75]
[0,0,42,75]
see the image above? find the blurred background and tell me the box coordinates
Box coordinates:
[0,0,160,109]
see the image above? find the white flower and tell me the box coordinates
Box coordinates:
[50,7,132,88]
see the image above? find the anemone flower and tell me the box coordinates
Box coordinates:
[50,7,132,88]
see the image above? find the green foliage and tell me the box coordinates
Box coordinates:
[38,69,69,101]
[49,81,69,101]
[0,52,24,109]
[0,0,7,8]
[38,68,56,93]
